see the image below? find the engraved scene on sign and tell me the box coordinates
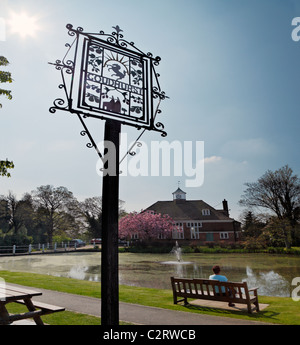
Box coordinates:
[81,39,145,122]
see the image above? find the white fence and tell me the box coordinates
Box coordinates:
[0,242,84,255]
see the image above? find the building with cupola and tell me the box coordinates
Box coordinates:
[144,187,241,244]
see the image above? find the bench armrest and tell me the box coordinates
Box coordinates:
[248,287,259,291]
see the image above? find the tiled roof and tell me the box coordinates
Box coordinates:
[144,200,235,221]
[172,188,186,195]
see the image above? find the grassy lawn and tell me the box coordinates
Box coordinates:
[0,270,299,325]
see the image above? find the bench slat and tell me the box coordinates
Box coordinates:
[0,284,42,297]
[16,299,65,312]
[31,301,65,312]
[0,285,42,302]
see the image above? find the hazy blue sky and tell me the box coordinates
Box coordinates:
[1,0,300,219]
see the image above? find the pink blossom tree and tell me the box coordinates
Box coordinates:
[119,211,174,241]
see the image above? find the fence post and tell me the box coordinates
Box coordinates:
[28,244,32,254]
[54,242,57,252]
[0,277,6,302]
[64,244,67,252]
[75,242,77,250]
[12,245,16,255]
[38,243,41,251]
[42,244,45,253]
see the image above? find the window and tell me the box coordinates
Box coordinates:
[190,227,199,239]
[220,232,229,240]
[202,209,210,216]
[158,232,166,239]
[173,223,184,239]
[131,233,139,240]
[189,222,202,239]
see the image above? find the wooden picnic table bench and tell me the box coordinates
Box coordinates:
[0,283,65,325]
[171,277,259,314]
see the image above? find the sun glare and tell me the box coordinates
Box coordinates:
[8,12,39,38]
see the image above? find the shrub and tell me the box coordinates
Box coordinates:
[242,236,267,251]
[0,234,33,246]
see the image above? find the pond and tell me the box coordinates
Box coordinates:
[0,251,299,297]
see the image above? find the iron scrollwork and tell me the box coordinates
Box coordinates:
[49,24,168,159]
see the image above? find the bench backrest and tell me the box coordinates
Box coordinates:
[171,277,250,300]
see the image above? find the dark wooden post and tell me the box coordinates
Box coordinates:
[101,119,121,325]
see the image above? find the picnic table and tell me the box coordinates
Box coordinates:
[0,283,65,325]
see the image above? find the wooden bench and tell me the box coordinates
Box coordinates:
[0,284,65,325]
[171,277,259,313]
[15,300,65,324]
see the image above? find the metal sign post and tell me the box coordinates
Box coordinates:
[49,24,167,325]
[101,119,121,325]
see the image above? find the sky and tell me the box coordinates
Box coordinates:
[0,0,300,220]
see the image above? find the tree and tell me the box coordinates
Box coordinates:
[80,197,103,239]
[0,160,14,177]
[19,193,38,235]
[0,192,36,235]
[0,198,11,234]
[0,56,12,106]
[31,185,77,243]
[79,197,126,239]
[262,217,293,248]
[0,191,24,234]
[0,192,37,245]
[241,211,265,238]
[0,56,14,177]
[119,211,174,242]
[240,165,300,248]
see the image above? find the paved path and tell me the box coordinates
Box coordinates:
[9,284,268,325]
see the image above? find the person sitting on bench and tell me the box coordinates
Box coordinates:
[209,265,235,307]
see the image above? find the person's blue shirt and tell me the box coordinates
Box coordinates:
[209,274,228,293]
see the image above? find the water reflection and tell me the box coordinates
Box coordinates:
[0,252,299,297]
[68,265,88,280]
[245,267,291,297]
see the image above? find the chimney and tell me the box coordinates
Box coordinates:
[222,199,229,217]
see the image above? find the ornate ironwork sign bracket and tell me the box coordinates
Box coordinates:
[49,24,168,142]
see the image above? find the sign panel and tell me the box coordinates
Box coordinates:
[78,38,149,126]
[50,25,167,136]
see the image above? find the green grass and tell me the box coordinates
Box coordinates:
[1,270,299,325]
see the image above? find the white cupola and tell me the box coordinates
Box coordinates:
[172,187,186,201]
